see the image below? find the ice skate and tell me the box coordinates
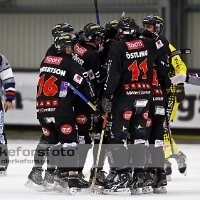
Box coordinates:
[152,170,167,194]
[43,170,55,191]
[25,168,45,191]
[90,168,107,186]
[175,151,187,176]
[0,166,7,176]
[90,169,106,195]
[130,173,144,195]
[164,160,172,181]
[142,171,153,194]
[53,170,69,193]
[68,173,90,195]
[103,170,132,195]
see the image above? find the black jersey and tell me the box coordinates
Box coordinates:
[36,53,96,118]
[45,44,57,57]
[151,48,171,104]
[103,35,169,101]
[74,42,101,89]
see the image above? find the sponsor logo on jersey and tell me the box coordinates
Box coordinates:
[79,136,85,144]
[73,54,84,66]
[126,40,144,50]
[143,110,149,120]
[155,40,164,49]
[38,108,56,113]
[75,43,87,56]
[36,100,58,108]
[124,83,151,90]
[134,139,146,144]
[76,114,87,124]
[134,124,146,134]
[146,118,152,128]
[44,56,63,65]
[153,88,163,95]
[153,97,164,101]
[155,139,163,147]
[123,110,132,120]
[87,69,95,80]
[42,127,50,136]
[126,90,151,95]
[61,124,73,134]
[73,74,83,84]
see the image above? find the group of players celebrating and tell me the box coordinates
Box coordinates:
[25,14,190,195]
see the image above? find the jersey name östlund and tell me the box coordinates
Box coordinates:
[44,56,63,65]
[126,40,144,50]
[40,66,66,76]
[126,50,148,59]
[75,43,87,56]
[126,90,151,95]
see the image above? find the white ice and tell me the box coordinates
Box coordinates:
[1,140,200,200]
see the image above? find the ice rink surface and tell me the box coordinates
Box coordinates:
[1,140,200,200]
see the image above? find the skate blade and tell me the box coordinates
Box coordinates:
[25,179,45,191]
[166,175,171,181]
[153,186,167,194]
[53,182,69,193]
[69,187,90,195]
[142,186,153,194]
[131,188,142,195]
[92,185,104,195]
[43,181,56,192]
[0,171,7,176]
[103,188,131,195]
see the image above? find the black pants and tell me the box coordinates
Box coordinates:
[0,102,9,169]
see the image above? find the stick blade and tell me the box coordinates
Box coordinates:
[171,48,191,57]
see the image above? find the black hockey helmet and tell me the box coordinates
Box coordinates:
[82,23,104,42]
[142,15,164,34]
[54,32,77,52]
[117,16,139,36]
[104,20,119,40]
[52,23,74,37]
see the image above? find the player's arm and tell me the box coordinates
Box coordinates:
[169,43,187,84]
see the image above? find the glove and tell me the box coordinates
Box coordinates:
[170,74,186,84]
[136,27,146,35]
[102,97,112,113]
[175,84,185,103]
[93,102,102,118]
[136,27,158,39]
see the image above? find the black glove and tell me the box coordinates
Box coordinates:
[102,97,112,113]
[136,27,146,35]
[175,83,185,103]
[136,27,158,39]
